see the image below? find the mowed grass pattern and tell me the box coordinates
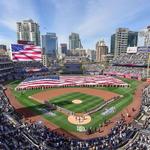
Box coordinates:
[50,92,103,113]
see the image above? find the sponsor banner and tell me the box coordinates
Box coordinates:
[102,107,116,116]
[127,47,137,53]
[137,46,150,53]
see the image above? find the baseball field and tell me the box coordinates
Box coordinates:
[8,78,141,135]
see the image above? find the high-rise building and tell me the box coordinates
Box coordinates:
[114,28,138,57]
[86,49,96,62]
[60,43,67,55]
[0,45,7,55]
[42,33,58,57]
[138,26,150,46]
[114,28,129,57]
[110,34,115,54]
[96,40,108,62]
[0,45,7,51]
[69,33,83,51]
[128,31,138,46]
[17,19,40,46]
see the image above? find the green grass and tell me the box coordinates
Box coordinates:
[9,78,141,132]
[49,92,103,113]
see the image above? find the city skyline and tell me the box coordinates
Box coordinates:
[0,0,150,49]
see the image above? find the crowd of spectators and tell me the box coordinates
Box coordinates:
[125,85,150,150]
[142,85,150,106]
[1,84,150,150]
[83,63,104,75]
[0,55,14,83]
[112,52,148,66]
[14,61,50,79]
[104,66,147,79]
[103,52,149,80]
[126,133,150,150]
[0,86,39,149]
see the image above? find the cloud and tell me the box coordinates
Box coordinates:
[0,0,39,31]
[0,35,15,46]
[0,0,150,49]
[44,0,150,48]
[77,0,145,37]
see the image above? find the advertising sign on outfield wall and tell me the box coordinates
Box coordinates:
[127,47,137,53]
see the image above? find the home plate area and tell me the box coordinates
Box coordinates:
[68,114,91,125]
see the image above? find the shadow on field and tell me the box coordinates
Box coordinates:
[15,104,50,118]
[52,100,72,106]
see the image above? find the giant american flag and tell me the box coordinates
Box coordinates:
[11,44,42,61]
[16,75,128,90]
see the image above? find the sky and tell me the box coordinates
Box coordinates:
[0,0,150,49]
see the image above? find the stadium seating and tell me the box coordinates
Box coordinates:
[0,84,150,149]
[0,55,14,83]
[82,63,103,75]
[14,61,50,79]
[112,52,149,66]
[104,52,149,80]
[104,66,147,79]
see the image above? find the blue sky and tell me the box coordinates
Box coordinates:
[0,0,150,49]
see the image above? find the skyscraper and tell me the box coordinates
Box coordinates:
[69,33,83,50]
[138,26,150,46]
[114,28,138,57]
[96,40,108,62]
[110,34,115,55]
[42,33,58,57]
[128,31,138,46]
[114,28,129,57]
[60,43,67,55]
[17,19,40,46]
[0,45,7,51]
[86,49,96,62]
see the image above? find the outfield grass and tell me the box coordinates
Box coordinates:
[9,78,141,132]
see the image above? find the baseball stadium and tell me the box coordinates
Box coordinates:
[0,45,150,150]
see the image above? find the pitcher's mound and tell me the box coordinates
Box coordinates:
[68,115,91,125]
[72,99,82,104]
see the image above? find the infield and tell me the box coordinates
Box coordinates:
[7,78,142,138]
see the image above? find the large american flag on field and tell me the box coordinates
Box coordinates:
[11,44,42,61]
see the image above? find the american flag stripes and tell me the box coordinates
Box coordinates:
[16,75,128,90]
[11,44,42,61]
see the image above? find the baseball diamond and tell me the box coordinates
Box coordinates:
[5,77,143,140]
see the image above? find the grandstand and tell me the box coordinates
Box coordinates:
[104,51,150,80]
[82,63,103,75]
[0,55,14,83]
[1,84,150,149]
[1,46,150,149]
[14,61,50,79]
